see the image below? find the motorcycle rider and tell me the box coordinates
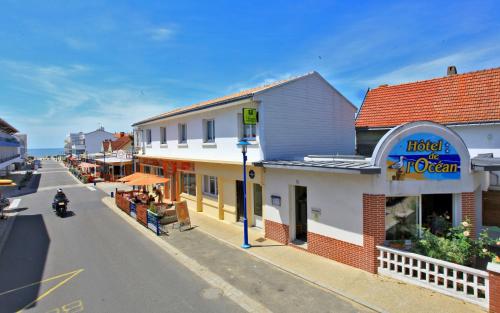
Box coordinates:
[53,188,68,209]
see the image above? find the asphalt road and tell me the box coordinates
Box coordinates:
[0,160,244,313]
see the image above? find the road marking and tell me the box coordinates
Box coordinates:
[8,199,21,209]
[86,186,96,191]
[45,299,84,313]
[15,269,84,312]
[0,269,84,297]
[37,184,85,192]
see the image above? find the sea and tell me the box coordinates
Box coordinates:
[28,148,65,158]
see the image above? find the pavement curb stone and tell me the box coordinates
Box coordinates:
[101,197,272,313]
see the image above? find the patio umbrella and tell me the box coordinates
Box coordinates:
[125,175,170,186]
[117,172,147,182]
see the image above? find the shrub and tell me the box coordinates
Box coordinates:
[412,220,498,267]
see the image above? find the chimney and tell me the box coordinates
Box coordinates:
[447,66,457,76]
[120,132,125,137]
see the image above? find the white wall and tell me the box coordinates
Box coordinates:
[451,124,500,157]
[264,168,370,246]
[85,130,116,154]
[137,100,262,163]
[256,73,356,160]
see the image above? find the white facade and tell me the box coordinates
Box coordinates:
[0,120,22,175]
[65,128,115,156]
[263,121,491,247]
[134,72,356,163]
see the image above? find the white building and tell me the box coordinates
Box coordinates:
[132,71,356,225]
[65,127,115,156]
[0,118,23,176]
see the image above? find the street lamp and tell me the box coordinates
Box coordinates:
[237,139,251,249]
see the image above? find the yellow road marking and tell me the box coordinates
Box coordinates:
[0,269,84,297]
[16,269,84,313]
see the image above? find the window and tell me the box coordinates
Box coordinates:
[203,175,218,197]
[385,194,454,241]
[156,167,164,177]
[238,113,256,140]
[204,119,215,143]
[143,165,151,174]
[160,127,167,145]
[181,173,196,196]
[146,129,152,145]
[178,124,187,144]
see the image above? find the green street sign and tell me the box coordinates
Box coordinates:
[243,108,257,125]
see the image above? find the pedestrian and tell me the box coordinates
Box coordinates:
[155,186,163,203]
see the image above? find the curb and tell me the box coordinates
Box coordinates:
[101,197,272,313]
[194,223,386,313]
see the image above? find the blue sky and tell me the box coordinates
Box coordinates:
[0,1,499,148]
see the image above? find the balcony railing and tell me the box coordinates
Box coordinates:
[0,154,21,164]
[0,136,20,147]
[377,245,489,308]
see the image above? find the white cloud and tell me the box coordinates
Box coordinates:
[0,59,171,147]
[362,46,500,87]
[148,27,175,41]
[64,37,96,50]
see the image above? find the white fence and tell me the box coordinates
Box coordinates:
[377,245,489,308]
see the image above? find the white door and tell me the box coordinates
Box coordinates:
[253,184,263,228]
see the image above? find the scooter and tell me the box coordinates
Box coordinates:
[53,200,68,217]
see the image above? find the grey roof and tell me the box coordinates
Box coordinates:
[254,160,381,174]
[471,155,500,171]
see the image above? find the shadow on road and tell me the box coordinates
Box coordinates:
[0,214,50,312]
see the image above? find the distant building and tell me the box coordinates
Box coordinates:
[14,134,28,159]
[64,127,115,156]
[0,118,23,176]
[95,132,134,181]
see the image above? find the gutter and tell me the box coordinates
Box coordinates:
[132,94,254,127]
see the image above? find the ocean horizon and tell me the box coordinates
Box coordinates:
[28,148,65,157]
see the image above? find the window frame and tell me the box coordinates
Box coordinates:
[145,129,152,145]
[204,119,216,143]
[238,113,257,141]
[178,123,187,144]
[181,172,196,196]
[202,175,218,197]
[160,127,167,145]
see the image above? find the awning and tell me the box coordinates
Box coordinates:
[117,172,146,182]
[79,162,99,169]
[472,154,500,171]
[95,157,132,165]
[125,175,170,186]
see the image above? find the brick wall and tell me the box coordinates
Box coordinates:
[265,220,289,244]
[461,192,476,237]
[490,268,500,313]
[304,194,386,273]
[264,194,386,274]
[362,194,386,273]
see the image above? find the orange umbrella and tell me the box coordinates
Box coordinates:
[125,175,170,186]
[118,172,148,182]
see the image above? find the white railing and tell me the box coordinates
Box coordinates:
[377,245,489,308]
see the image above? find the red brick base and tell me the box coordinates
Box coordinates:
[264,194,386,274]
[490,268,500,313]
[264,220,289,244]
[461,192,476,237]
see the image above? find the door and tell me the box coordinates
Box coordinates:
[253,183,263,228]
[236,180,244,222]
[295,186,308,242]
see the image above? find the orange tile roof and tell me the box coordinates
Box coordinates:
[133,72,315,126]
[355,67,500,128]
[103,135,132,151]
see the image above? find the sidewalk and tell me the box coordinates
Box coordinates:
[186,211,484,313]
[102,195,484,313]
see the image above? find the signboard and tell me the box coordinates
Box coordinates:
[174,200,191,231]
[248,170,255,179]
[117,150,126,159]
[387,133,460,181]
[242,108,257,125]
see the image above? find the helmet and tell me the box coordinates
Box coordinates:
[57,188,63,193]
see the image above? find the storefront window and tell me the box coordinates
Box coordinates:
[181,173,196,196]
[385,196,418,240]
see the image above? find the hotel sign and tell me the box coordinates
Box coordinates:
[243,108,258,125]
[387,133,460,181]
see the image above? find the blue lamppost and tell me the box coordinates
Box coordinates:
[237,139,251,249]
